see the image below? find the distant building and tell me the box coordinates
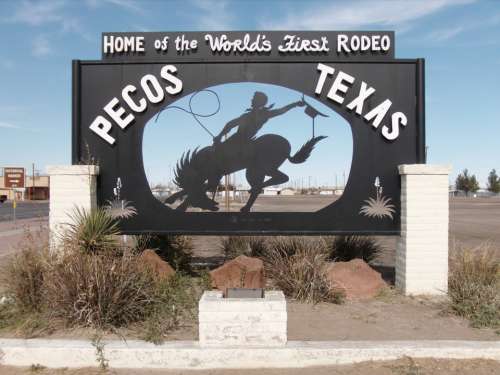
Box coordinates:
[320,189,334,195]
[280,188,296,196]
[263,187,280,196]
[0,175,50,201]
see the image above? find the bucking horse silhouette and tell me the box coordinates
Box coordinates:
[163,91,327,212]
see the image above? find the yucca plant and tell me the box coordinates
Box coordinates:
[62,207,120,253]
[220,236,268,260]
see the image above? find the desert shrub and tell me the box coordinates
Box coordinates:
[140,274,200,344]
[43,250,156,328]
[448,245,499,328]
[264,237,344,304]
[265,236,308,258]
[2,222,201,339]
[144,235,193,273]
[327,235,383,264]
[61,207,120,253]
[0,300,17,330]
[2,230,50,313]
[220,236,268,260]
[131,234,152,254]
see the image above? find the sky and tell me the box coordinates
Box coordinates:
[0,0,499,187]
[143,83,352,188]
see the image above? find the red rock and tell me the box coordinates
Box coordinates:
[210,255,265,295]
[325,259,386,300]
[140,249,175,280]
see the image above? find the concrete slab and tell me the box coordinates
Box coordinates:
[0,339,498,369]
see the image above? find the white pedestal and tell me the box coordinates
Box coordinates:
[47,165,99,249]
[396,164,452,295]
[199,290,287,347]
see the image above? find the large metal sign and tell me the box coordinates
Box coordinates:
[73,31,425,235]
[4,167,25,188]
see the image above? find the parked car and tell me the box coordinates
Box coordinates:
[0,195,7,203]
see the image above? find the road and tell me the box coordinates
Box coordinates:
[0,200,49,222]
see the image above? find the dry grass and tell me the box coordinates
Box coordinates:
[448,244,499,328]
[0,231,205,341]
[2,229,51,313]
[43,250,156,328]
[264,237,344,304]
[220,236,268,260]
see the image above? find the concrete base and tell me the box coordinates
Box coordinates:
[0,339,498,369]
[199,290,287,347]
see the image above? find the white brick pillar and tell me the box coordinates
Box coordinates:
[396,164,452,295]
[47,165,99,249]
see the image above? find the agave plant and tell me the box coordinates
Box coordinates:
[105,199,138,219]
[359,177,395,220]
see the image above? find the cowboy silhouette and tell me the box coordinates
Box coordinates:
[164,91,327,212]
[213,91,306,145]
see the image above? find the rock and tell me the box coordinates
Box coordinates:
[325,259,386,300]
[140,249,175,280]
[210,255,265,295]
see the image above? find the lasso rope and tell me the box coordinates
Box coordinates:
[155,89,221,138]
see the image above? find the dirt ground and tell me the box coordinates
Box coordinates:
[1,358,499,375]
[1,292,497,342]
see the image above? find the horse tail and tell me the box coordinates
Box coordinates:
[288,136,327,164]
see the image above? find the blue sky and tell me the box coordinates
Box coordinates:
[143,83,352,187]
[0,0,499,186]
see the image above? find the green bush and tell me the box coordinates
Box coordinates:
[327,235,383,264]
[61,207,119,253]
[220,236,268,260]
[448,245,499,328]
[264,237,344,304]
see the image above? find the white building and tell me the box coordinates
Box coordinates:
[280,188,296,196]
[319,189,334,195]
[263,187,280,196]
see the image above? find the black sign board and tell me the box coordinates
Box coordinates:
[73,31,425,235]
[101,31,395,62]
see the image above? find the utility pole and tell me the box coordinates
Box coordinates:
[32,163,35,200]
